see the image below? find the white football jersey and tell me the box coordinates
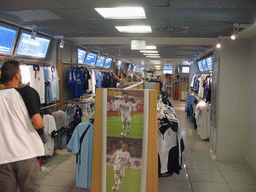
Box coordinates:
[112,149,131,166]
[118,101,133,117]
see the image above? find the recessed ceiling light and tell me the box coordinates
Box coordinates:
[146,45,157,49]
[143,53,159,56]
[150,60,161,64]
[115,26,152,33]
[95,7,146,19]
[146,55,160,58]
[140,50,158,53]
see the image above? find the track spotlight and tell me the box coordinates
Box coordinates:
[216,39,221,49]
[231,28,238,40]
[31,25,37,40]
[59,36,64,48]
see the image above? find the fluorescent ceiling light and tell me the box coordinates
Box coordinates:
[146,56,161,58]
[116,26,152,33]
[146,45,157,49]
[140,50,158,53]
[150,60,161,64]
[95,7,146,19]
[143,53,159,56]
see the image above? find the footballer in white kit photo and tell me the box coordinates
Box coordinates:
[111,143,131,191]
[118,92,134,137]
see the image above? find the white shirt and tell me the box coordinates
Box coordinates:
[28,65,45,103]
[113,149,131,166]
[0,89,45,165]
[43,115,57,156]
[118,101,133,117]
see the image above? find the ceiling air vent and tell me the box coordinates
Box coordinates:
[155,26,188,33]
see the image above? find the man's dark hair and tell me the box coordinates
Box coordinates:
[1,60,20,84]
[122,73,126,78]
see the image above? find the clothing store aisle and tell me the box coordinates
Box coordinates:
[40,149,89,192]
[18,100,255,192]
[159,99,256,192]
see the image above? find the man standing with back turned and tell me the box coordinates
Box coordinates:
[0,60,45,192]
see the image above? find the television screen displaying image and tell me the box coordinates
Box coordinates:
[104,58,112,68]
[85,52,97,66]
[201,59,208,71]
[128,65,131,71]
[15,31,51,59]
[206,57,213,70]
[77,49,87,64]
[95,55,106,67]
[182,66,190,73]
[198,61,203,71]
[0,23,19,55]
[163,70,172,74]
[117,60,122,69]
[133,66,137,72]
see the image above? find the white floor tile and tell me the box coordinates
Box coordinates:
[70,186,90,192]
[191,181,232,192]
[185,158,219,170]
[215,161,250,172]
[41,170,76,188]
[229,183,256,192]
[221,171,256,185]
[52,158,77,173]
[40,185,72,192]
[160,168,190,181]
[158,179,193,192]
[187,169,226,183]
[183,151,212,160]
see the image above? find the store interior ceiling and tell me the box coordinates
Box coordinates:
[0,0,255,69]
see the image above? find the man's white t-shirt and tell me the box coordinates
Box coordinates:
[113,149,131,167]
[0,88,45,165]
[118,101,133,118]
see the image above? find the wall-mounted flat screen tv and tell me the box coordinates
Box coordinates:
[0,23,19,56]
[15,30,51,59]
[128,64,131,71]
[95,55,106,67]
[163,70,173,74]
[104,57,112,68]
[201,59,208,71]
[198,61,203,71]
[85,52,97,66]
[206,57,213,70]
[77,48,87,64]
[182,66,190,73]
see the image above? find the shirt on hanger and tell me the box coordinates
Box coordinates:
[67,121,94,189]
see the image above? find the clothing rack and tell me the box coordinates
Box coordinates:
[41,103,60,110]
[62,62,95,69]
[62,62,112,72]
[0,56,53,66]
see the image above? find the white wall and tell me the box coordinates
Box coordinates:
[243,36,256,175]
[214,38,249,161]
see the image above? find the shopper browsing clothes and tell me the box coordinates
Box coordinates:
[111,143,131,191]
[0,60,45,192]
[113,72,127,88]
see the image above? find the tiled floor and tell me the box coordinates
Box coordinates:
[35,99,255,192]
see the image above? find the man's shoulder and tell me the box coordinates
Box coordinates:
[16,84,35,91]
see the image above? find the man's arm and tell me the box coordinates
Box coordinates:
[31,113,44,129]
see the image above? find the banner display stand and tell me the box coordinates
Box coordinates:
[91,88,158,192]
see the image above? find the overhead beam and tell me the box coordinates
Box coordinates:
[66,37,218,46]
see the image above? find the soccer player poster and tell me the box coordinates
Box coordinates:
[105,89,146,192]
